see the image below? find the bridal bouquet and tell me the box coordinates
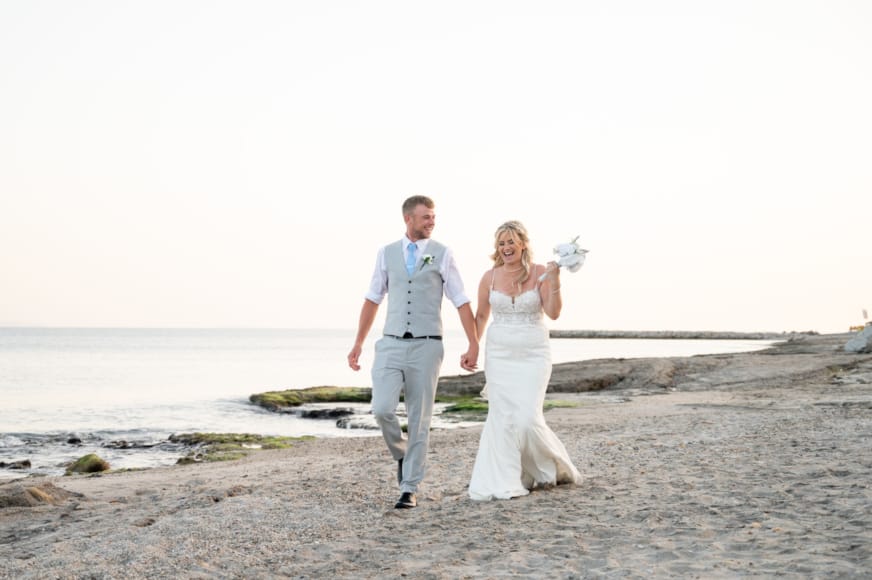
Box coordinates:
[539,236,588,281]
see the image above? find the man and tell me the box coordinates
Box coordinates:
[348,195,479,509]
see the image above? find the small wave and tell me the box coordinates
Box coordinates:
[0,434,27,447]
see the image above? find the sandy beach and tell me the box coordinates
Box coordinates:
[2,332,871,578]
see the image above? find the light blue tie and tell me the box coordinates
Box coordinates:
[406,242,417,275]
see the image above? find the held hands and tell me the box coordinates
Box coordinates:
[351,344,479,372]
[460,343,479,372]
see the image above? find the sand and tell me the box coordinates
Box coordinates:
[2,333,871,578]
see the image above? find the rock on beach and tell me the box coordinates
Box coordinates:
[845,324,872,353]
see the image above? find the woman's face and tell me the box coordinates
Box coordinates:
[497,231,525,266]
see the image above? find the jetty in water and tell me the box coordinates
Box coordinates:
[549,329,808,340]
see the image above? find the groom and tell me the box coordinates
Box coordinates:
[348,195,479,509]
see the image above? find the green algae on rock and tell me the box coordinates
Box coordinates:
[440,396,488,416]
[65,453,110,475]
[543,400,580,410]
[169,432,314,464]
[249,386,372,410]
[436,396,578,420]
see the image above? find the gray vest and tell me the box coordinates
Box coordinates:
[383,239,447,337]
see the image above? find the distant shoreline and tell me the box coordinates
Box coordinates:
[549,329,808,340]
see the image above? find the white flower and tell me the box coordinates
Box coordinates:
[422,254,435,265]
[538,236,588,281]
[552,236,588,273]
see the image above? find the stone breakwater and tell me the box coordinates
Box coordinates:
[549,329,810,340]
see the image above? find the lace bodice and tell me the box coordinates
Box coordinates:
[489,289,544,326]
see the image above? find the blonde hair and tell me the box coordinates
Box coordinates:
[491,220,533,286]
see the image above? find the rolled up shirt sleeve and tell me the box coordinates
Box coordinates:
[363,247,388,304]
[441,246,471,308]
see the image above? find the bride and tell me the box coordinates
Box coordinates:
[468,220,581,501]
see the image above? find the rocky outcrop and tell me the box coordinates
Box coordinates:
[437,333,867,396]
[298,408,355,419]
[336,416,380,430]
[250,386,371,411]
[437,357,682,396]
[845,325,872,354]
[0,482,83,508]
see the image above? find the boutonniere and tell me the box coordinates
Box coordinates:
[422,254,435,266]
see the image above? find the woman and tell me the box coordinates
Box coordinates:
[468,220,580,501]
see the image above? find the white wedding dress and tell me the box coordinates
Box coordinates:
[468,286,581,501]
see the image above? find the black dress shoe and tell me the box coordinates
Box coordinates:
[395,492,417,509]
[397,458,403,485]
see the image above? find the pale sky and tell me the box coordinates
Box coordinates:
[1,1,870,334]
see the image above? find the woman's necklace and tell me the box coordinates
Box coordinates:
[500,266,525,303]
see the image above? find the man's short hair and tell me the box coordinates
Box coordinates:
[402,195,435,216]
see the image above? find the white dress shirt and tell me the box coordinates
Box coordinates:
[364,235,471,308]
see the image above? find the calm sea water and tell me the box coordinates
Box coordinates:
[0,327,774,479]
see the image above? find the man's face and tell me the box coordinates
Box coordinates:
[405,204,435,241]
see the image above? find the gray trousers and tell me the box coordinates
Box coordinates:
[371,335,444,493]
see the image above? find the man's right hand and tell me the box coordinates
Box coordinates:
[347,345,362,371]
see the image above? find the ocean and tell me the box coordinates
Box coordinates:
[0,327,774,479]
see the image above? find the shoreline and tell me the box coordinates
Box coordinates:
[0,334,782,480]
[2,332,872,577]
